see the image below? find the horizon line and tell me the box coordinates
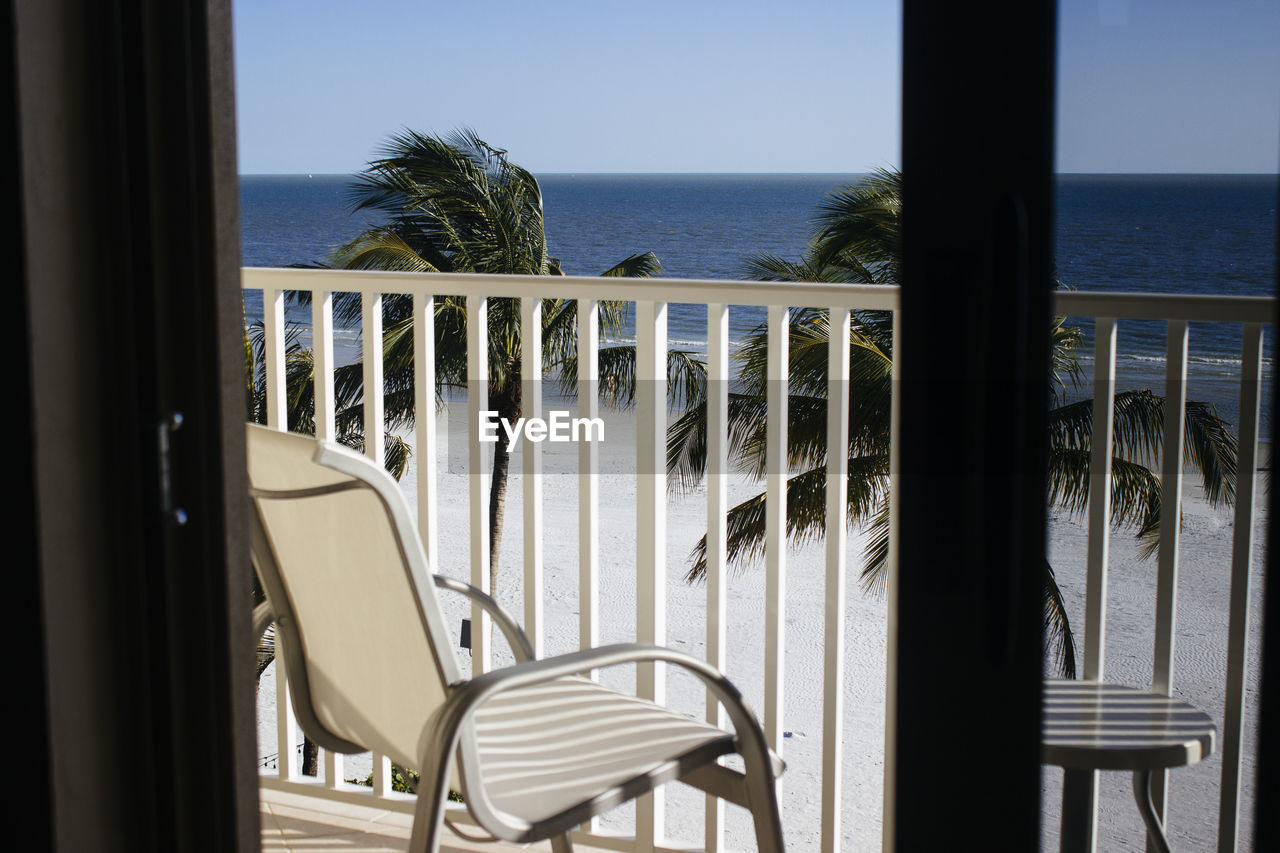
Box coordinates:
[239,170,1280,178]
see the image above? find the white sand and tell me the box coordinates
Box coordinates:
[256,402,1267,851]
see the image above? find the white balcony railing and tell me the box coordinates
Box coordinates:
[243,267,1272,852]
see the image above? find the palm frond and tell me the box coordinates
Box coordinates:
[329,227,441,273]
[1045,449,1163,534]
[1042,561,1077,678]
[665,392,781,489]
[600,252,663,278]
[1049,316,1085,398]
[1047,390,1237,528]
[563,346,705,411]
[538,298,635,379]
[740,253,837,283]
[1183,400,1237,507]
[1048,390,1163,461]
[333,429,411,479]
[858,504,892,595]
[256,623,276,680]
[685,455,889,582]
[810,168,902,283]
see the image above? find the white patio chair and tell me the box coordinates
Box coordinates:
[246,423,785,852]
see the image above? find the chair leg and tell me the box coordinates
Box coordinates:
[743,745,786,852]
[747,783,786,853]
[549,832,574,853]
[408,757,455,853]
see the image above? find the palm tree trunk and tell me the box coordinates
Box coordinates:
[489,434,510,594]
[487,383,521,594]
[302,737,318,777]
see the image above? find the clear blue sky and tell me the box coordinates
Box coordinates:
[233,0,1278,174]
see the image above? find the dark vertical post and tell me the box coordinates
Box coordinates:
[138,1,259,847]
[1252,168,1279,853]
[7,0,55,847]
[15,0,254,849]
[893,1,1056,849]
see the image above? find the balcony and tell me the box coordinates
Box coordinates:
[245,267,1272,852]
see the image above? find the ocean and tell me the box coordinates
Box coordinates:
[240,173,1276,432]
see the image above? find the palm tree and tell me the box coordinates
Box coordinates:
[247,129,667,769]
[322,129,675,593]
[671,169,1238,677]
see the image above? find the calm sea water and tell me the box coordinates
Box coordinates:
[240,173,1276,428]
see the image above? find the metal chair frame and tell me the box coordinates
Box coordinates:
[247,424,785,852]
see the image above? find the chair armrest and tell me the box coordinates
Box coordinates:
[417,643,778,842]
[252,601,274,643]
[450,644,769,752]
[431,574,536,664]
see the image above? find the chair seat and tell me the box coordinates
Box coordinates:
[473,676,772,824]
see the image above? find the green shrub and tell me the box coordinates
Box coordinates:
[348,766,463,801]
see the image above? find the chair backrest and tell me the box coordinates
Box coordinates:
[246,423,462,769]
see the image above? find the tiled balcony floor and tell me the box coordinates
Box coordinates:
[260,787,610,853]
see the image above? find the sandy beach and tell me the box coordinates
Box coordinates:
[257,401,1267,851]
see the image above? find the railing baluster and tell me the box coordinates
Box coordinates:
[882,307,902,853]
[262,285,297,786]
[576,297,600,837]
[313,290,335,440]
[705,302,730,853]
[262,287,287,428]
[372,754,391,798]
[578,299,600,657]
[635,299,668,852]
[1062,316,1118,853]
[361,289,389,797]
[1217,322,1264,853]
[362,292,384,464]
[415,293,439,566]
[822,307,852,853]
[765,305,790,752]
[1149,320,1188,845]
[468,294,491,675]
[274,632,297,781]
[323,748,342,790]
[522,296,545,657]
[1084,317,1119,680]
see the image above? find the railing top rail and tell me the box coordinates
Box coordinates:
[241,266,902,310]
[242,267,1276,324]
[1053,290,1276,324]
